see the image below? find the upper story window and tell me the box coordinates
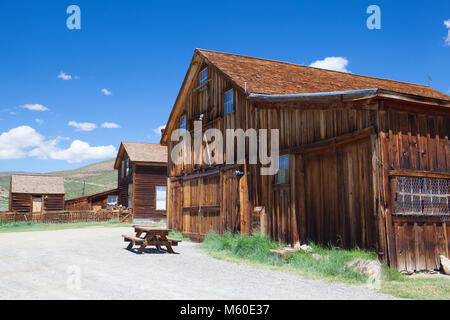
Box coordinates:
[199,68,208,91]
[121,160,125,178]
[126,159,130,176]
[180,114,186,130]
[224,89,234,114]
[275,155,289,184]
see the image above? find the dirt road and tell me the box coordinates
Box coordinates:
[0,227,396,300]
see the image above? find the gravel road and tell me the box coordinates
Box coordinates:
[0,227,396,300]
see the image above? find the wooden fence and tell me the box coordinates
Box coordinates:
[0,209,133,224]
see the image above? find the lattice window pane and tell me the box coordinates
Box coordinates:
[395,176,450,215]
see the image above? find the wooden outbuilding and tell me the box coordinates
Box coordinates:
[113,142,168,219]
[9,174,65,212]
[64,188,119,211]
[161,49,450,272]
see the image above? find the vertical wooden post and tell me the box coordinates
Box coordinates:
[289,154,299,245]
[239,161,251,235]
[259,207,268,236]
[296,155,307,243]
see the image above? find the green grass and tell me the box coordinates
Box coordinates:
[0,219,165,233]
[168,230,191,242]
[200,231,450,300]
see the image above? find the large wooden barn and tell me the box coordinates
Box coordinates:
[161,49,450,272]
[9,174,65,212]
[114,142,168,219]
[64,188,119,211]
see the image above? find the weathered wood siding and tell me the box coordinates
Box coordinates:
[378,127,449,271]
[10,193,64,212]
[165,55,449,272]
[133,165,167,219]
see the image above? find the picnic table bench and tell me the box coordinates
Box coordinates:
[122,225,181,254]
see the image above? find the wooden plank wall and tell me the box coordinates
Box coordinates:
[380,129,450,271]
[10,193,64,212]
[300,139,376,249]
[133,165,167,219]
[10,193,32,212]
[44,195,65,211]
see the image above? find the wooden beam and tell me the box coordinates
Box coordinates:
[389,170,450,179]
[283,126,375,155]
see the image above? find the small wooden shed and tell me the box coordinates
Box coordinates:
[161,49,450,272]
[114,142,168,219]
[9,174,65,212]
[64,188,119,211]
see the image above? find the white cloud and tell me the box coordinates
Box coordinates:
[0,126,46,160]
[0,125,116,163]
[57,71,72,80]
[20,104,49,111]
[444,19,450,46]
[309,57,351,73]
[101,88,112,96]
[68,121,97,132]
[153,125,166,135]
[50,140,116,163]
[101,122,120,129]
[35,118,44,125]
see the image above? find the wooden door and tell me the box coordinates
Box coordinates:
[32,197,42,213]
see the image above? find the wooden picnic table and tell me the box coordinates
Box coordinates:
[122,225,181,254]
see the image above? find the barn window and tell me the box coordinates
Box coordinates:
[128,183,133,208]
[394,176,450,215]
[275,155,289,184]
[199,68,208,91]
[156,186,167,210]
[224,89,234,114]
[107,195,117,208]
[180,114,186,130]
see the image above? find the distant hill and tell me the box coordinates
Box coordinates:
[0,158,117,211]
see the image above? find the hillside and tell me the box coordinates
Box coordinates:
[0,158,117,211]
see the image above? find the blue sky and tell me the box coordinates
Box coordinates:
[0,0,449,172]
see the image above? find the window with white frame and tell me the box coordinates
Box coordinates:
[224,89,234,114]
[156,186,167,210]
[199,68,208,91]
[275,155,289,184]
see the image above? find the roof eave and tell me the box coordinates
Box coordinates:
[248,88,450,108]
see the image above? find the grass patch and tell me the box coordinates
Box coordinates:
[168,230,191,242]
[200,230,450,300]
[0,220,163,233]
